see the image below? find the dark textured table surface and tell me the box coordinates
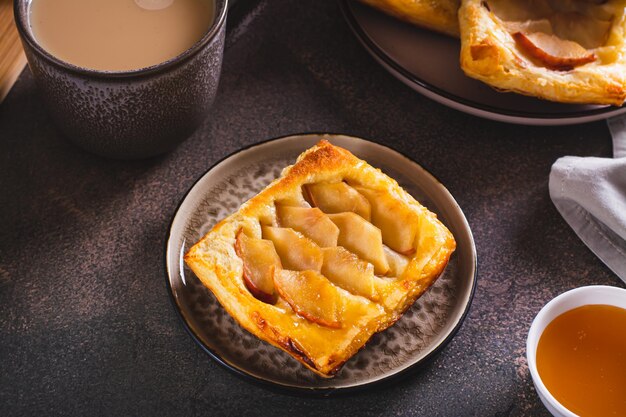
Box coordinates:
[1,1,624,416]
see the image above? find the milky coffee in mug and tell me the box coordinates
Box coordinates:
[15,0,227,158]
[29,0,215,71]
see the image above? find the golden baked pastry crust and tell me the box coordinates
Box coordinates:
[459,0,626,106]
[184,140,456,377]
[358,0,460,37]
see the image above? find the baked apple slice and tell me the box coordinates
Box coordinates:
[261,226,323,272]
[327,212,389,275]
[273,269,342,328]
[383,245,410,277]
[513,31,596,71]
[321,247,377,300]
[275,205,339,248]
[234,230,281,304]
[304,182,371,220]
[354,187,418,255]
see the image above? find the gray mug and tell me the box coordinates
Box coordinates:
[14,0,227,159]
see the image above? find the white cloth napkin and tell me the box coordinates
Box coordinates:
[549,116,626,282]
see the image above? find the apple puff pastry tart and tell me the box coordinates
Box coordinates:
[460,0,626,105]
[358,0,461,36]
[184,141,456,377]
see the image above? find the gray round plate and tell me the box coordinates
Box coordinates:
[340,0,626,126]
[165,133,477,394]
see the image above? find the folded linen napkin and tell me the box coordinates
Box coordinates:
[549,116,626,282]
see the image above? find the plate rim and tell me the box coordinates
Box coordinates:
[164,132,478,396]
[339,0,626,126]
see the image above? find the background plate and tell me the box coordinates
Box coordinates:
[340,0,626,126]
[166,134,477,394]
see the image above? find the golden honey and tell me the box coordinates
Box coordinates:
[537,304,626,417]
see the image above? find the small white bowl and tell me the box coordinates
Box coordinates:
[526,285,626,417]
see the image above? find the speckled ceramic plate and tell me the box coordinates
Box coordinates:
[165,133,477,395]
[340,0,626,126]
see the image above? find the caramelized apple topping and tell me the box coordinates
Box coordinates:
[513,31,596,70]
[238,182,427,327]
[261,226,323,272]
[383,246,410,277]
[504,15,609,66]
[489,0,613,67]
[235,230,281,304]
[327,212,389,275]
[275,205,339,248]
[354,187,418,255]
[321,247,377,300]
[304,182,371,221]
[273,269,342,328]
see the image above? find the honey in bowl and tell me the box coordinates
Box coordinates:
[29,0,214,71]
[536,304,626,417]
